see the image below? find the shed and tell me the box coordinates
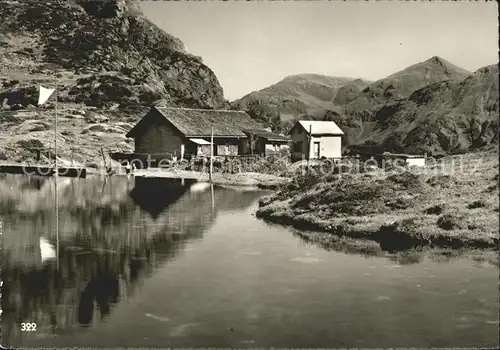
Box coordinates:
[382,152,427,167]
[289,120,344,162]
[242,129,290,156]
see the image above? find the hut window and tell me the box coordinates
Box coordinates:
[293,141,302,152]
[225,144,229,155]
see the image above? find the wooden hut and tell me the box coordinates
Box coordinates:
[122,106,287,166]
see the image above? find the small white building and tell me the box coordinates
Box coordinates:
[405,156,426,167]
[381,152,427,167]
[290,120,344,162]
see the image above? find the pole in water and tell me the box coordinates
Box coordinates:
[210,182,215,211]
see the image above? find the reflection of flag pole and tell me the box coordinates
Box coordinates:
[211,182,215,211]
[38,82,59,270]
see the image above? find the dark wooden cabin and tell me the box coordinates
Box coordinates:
[122,106,288,167]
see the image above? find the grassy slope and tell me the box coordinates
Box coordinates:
[256,149,499,251]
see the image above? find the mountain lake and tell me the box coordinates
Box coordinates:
[1,174,498,348]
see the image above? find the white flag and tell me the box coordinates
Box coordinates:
[38,85,55,105]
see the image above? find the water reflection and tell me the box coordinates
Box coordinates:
[291,228,499,267]
[130,177,198,219]
[1,174,260,346]
[2,174,497,348]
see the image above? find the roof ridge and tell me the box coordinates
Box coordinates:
[155,106,246,113]
[296,119,345,135]
[298,120,337,122]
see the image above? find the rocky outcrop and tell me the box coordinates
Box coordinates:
[0,0,226,110]
[376,64,499,154]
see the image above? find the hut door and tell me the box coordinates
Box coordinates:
[313,142,320,158]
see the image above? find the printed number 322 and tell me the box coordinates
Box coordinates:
[21,323,37,331]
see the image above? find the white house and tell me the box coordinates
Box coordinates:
[405,156,426,167]
[290,120,344,162]
[381,152,427,167]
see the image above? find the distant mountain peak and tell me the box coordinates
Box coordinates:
[426,56,447,66]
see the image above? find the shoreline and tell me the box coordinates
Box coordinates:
[3,151,498,253]
[0,164,292,189]
[283,224,500,266]
[256,150,499,252]
[129,169,291,189]
[256,208,499,251]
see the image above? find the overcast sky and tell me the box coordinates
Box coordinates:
[141,1,498,101]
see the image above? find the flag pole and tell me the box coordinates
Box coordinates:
[54,78,59,270]
[307,124,312,174]
[54,81,58,175]
[209,126,213,182]
[38,81,60,269]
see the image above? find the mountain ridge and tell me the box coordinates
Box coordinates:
[231,74,361,130]
[0,0,227,110]
[231,56,497,154]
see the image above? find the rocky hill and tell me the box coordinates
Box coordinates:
[372,64,499,155]
[231,74,359,132]
[336,60,498,154]
[332,78,371,106]
[342,57,470,121]
[233,56,498,155]
[0,0,228,165]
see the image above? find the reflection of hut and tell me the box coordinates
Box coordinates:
[1,178,267,346]
[129,177,196,219]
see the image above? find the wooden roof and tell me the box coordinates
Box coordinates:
[242,129,290,142]
[381,152,426,159]
[126,107,267,138]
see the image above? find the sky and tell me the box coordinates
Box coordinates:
[141,0,498,101]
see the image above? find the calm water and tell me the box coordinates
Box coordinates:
[1,174,498,348]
